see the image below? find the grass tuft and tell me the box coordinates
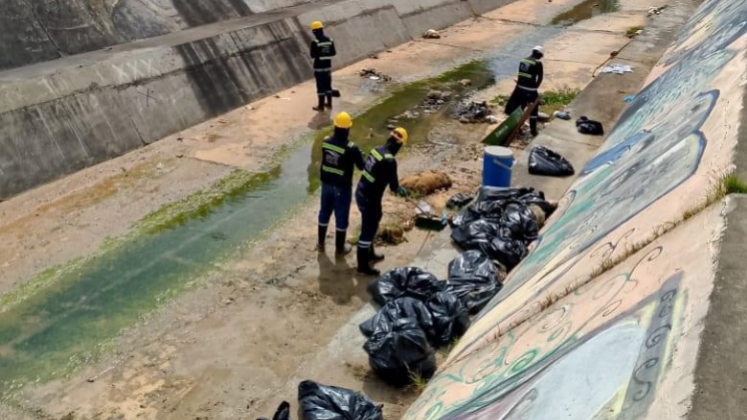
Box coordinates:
[626,25,645,38]
[409,372,429,391]
[541,86,581,116]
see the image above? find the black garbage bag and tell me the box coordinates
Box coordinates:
[360,297,435,340]
[517,190,556,215]
[528,146,575,177]
[446,251,502,313]
[364,318,437,386]
[257,401,292,420]
[450,206,480,228]
[480,236,527,270]
[500,202,539,242]
[447,193,474,209]
[576,116,604,135]
[299,381,383,420]
[450,219,508,250]
[368,267,445,306]
[427,291,470,345]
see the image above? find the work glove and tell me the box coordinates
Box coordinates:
[396,186,410,198]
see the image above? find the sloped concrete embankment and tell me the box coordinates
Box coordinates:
[402,0,747,418]
[0,0,516,200]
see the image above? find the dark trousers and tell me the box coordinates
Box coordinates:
[318,183,352,231]
[506,86,540,135]
[356,190,382,249]
[315,70,332,97]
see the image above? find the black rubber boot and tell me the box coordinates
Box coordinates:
[357,246,380,276]
[370,244,385,263]
[335,230,352,256]
[317,225,328,252]
[530,118,539,137]
[325,94,333,109]
[313,96,326,112]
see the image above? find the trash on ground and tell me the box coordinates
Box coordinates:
[623,95,635,103]
[454,101,492,124]
[576,116,605,135]
[447,193,474,209]
[359,68,391,82]
[258,401,291,420]
[486,115,499,124]
[360,297,435,339]
[423,29,441,39]
[363,318,437,386]
[446,250,503,313]
[427,291,470,345]
[421,90,453,113]
[600,63,634,75]
[648,5,668,15]
[400,171,453,195]
[449,187,554,269]
[299,381,383,420]
[553,110,571,120]
[537,112,551,123]
[528,146,575,177]
[415,213,447,231]
[377,223,409,245]
[368,267,445,306]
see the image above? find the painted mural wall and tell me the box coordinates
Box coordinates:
[404,0,747,418]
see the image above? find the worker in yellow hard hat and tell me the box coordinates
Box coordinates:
[309,20,338,111]
[317,112,365,256]
[354,128,410,275]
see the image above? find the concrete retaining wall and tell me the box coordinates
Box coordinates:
[402,0,747,418]
[0,0,518,199]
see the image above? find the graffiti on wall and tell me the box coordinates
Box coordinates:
[404,198,723,420]
[447,0,746,363]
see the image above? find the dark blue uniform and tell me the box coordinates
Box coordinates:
[310,32,336,109]
[355,145,400,250]
[506,54,544,135]
[318,129,364,233]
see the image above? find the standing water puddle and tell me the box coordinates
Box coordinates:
[551,0,620,25]
[0,61,494,398]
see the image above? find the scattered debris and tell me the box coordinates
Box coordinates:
[553,110,571,120]
[446,193,474,209]
[423,29,441,39]
[400,171,453,195]
[486,115,499,124]
[453,101,491,123]
[537,111,551,123]
[396,110,420,120]
[647,5,668,15]
[377,223,409,245]
[576,116,605,135]
[421,90,453,113]
[369,54,379,60]
[176,153,184,158]
[299,381,383,420]
[623,95,636,103]
[359,68,391,82]
[528,146,575,177]
[600,63,634,74]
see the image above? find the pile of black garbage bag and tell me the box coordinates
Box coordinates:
[260,381,382,420]
[450,186,555,270]
[362,251,503,385]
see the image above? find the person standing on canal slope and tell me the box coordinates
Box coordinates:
[355,128,410,276]
[505,46,544,136]
[309,20,337,111]
[317,112,365,256]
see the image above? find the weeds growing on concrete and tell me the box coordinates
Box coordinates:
[541,86,581,116]
[626,25,645,38]
[408,372,429,391]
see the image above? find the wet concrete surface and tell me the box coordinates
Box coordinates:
[0,0,684,417]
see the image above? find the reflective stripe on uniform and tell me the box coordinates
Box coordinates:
[315,68,332,73]
[521,59,536,65]
[518,72,533,78]
[371,149,384,161]
[518,85,538,91]
[322,142,346,154]
[361,170,375,183]
[316,41,333,47]
[322,166,344,176]
[319,57,333,61]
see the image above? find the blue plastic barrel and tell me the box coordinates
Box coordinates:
[483,146,514,188]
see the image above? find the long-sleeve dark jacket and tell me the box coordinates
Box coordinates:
[320,129,365,187]
[310,32,336,70]
[517,55,544,90]
[356,144,400,204]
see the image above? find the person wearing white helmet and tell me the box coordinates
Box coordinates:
[505,46,545,136]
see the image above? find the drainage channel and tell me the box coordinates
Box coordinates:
[0,61,495,400]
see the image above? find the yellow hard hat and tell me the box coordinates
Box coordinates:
[334,112,353,129]
[310,21,324,30]
[392,127,408,146]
